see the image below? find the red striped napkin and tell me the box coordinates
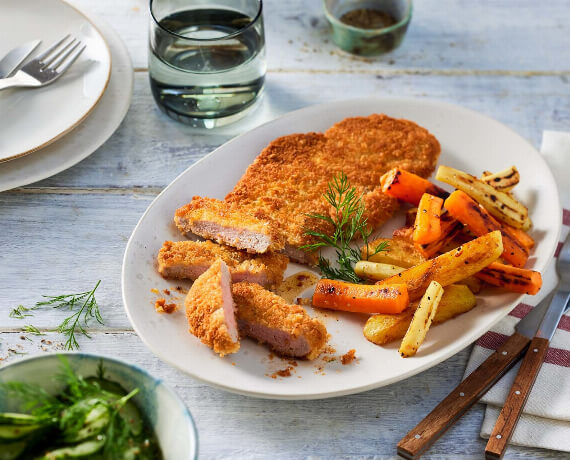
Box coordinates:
[464,130,570,452]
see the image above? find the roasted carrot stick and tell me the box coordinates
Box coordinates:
[444,190,529,268]
[380,168,449,206]
[413,193,444,245]
[312,280,409,314]
[504,224,535,250]
[415,212,464,258]
[476,262,542,295]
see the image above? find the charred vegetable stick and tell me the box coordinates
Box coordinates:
[413,193,444,245]
[361,238,425,268]
[399,281,443,357]
[312,279,409,314]
[444,190,529,267]
[355,261,405,281]
[377,230,503,299]
[380,168,449,206]
[436,165,531,230]
[504,224,535,250]
[481,166,520,191]
[415,212,464,258]
[476,262,542,295]
[364,284,476,345]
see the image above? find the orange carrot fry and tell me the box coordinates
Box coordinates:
[312,280,409,314]
[476,262,542,295]
[415,212,464,258]
[380,168,449,206]
[444,190,529,268]
[413,193,444,245]
[504,224,535,250]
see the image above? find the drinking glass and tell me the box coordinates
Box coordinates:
[149,0,266,128]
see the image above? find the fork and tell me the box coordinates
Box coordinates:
[0,35,85,91]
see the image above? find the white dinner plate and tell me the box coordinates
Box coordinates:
[122,98,561,400]
[0,0,111,162]
[0,4,132,192]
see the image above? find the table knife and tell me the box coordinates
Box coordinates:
[0,40,41,79]
[396,291,555,459]
[485,246,570,459]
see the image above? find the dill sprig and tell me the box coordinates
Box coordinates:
[46,280,103,350]
[302,172,388,283]
[9,305,36,319]
[9,281,103,350]
[22,325,45,335]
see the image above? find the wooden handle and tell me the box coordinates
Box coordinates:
[484,336,549,460]
[397,332,530,460]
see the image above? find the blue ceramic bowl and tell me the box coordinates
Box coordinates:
[0,353,198,459]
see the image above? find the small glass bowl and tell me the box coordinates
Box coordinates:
[323,0,413,56]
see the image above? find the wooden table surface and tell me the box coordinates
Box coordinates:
[2,1,569,458]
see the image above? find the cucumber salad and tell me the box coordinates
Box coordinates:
[0,357,162,459]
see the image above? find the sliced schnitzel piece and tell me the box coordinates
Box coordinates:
[175,196,284,253]
[175,115,440,263]
[232,281,328,360]
[158,240,288,288]
[185,259,239,356]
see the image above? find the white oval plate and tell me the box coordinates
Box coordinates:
[0,0,111,162]
[122,98,561,400]
[0,3,132,192]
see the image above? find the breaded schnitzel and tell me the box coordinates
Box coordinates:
[158,240,288,288]
[232,281,328,360]
[175,114,440,263]
[185,259,239,356]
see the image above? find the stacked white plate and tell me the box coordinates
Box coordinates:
[0,0,133,191]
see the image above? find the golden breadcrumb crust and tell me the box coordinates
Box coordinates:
[175,196,285,252]
[158,240,288,287]
[175,114,440,258]
[232,281,328,360]
[185,259,239,356]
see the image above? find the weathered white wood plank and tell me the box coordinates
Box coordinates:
[0,332,561,459]
[20,71,570,189]
[0,193,152,329]
[70,0,570,72]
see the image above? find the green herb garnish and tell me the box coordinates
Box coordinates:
[9,281,103,350]
[302,172,388,283]
[9,304,35,319]
[22,325,45,335]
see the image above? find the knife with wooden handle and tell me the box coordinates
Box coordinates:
[396,292,554,460]
[485,288,570,459]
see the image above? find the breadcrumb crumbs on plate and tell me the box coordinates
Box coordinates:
[154,298,177,313]
[163,288,171,295]
[341,349,356,365]
[150,288,160,294]
[270,366,295,378]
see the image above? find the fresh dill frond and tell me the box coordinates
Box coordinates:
[302,172,389,283]
[42,281,103,350]
[0,381,64,418]
[22,325,45,335]
[9,282,104,350]
[9,304,35,319]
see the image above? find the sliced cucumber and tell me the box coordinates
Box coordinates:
[0,423,44,440]
[62,400,110,443]
[117,400,143,436]
[0,412,44,425]
[39,434,106,458]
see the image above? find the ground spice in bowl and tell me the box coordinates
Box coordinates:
[340,8,397,29]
